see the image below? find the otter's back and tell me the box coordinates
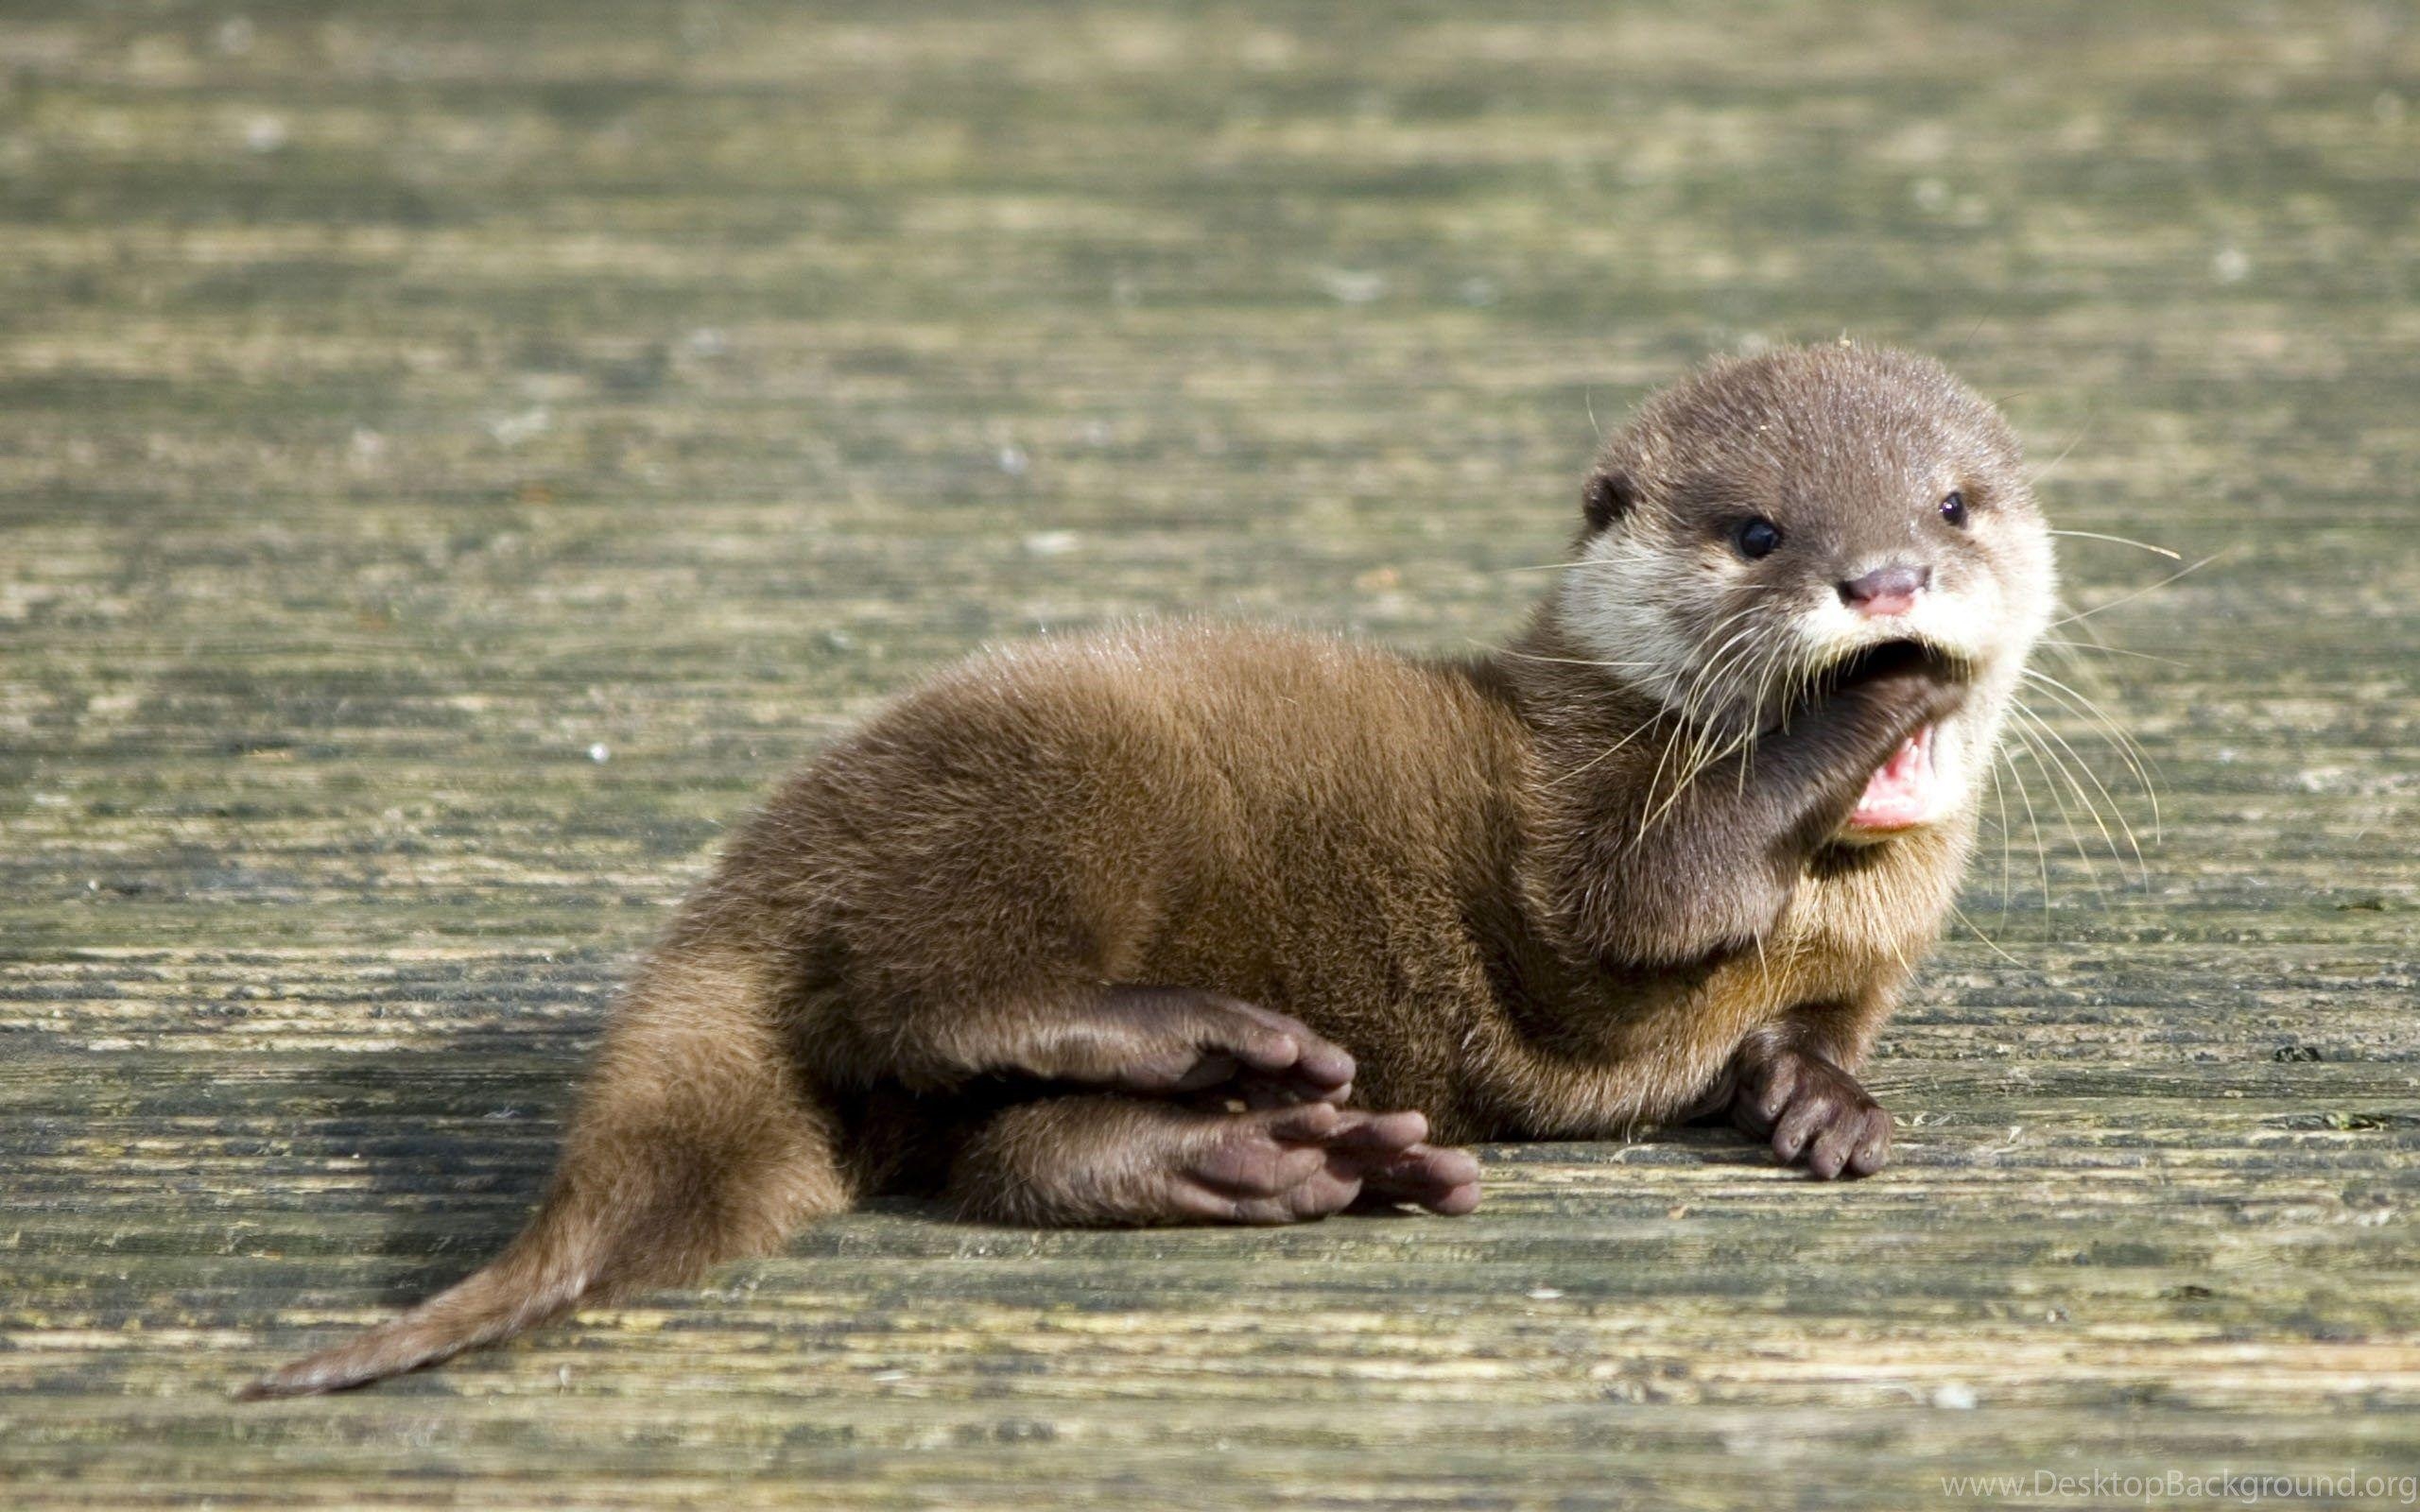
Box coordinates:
[769,623,1527,1081]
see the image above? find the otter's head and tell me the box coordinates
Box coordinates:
[1558,342,2055,840]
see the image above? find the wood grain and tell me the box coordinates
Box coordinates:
[3,2,2415,1506]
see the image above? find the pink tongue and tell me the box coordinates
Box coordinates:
[1849,724,1937,831]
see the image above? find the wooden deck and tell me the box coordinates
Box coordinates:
[4,3,2415,1506]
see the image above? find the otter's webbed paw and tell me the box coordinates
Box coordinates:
[1012,1100,1480,1225]
[1167,1104,1482,1223]
[1729,1040,1893,1180]
[1038,987,1359,1106]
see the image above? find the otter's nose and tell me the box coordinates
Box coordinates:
[1839,563,1929,617]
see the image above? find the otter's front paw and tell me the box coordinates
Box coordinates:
[1732,1044,1893,1179]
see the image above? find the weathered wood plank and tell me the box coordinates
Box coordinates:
[3,1,2417,1506]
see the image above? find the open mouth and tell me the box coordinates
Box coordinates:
[1818,641,1965,833]
[1849,722,1938,831]
[1819,638,1963,692]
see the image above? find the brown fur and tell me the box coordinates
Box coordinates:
[241,343,2052,1398]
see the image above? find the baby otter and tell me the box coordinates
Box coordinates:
[243,341,2055,1398]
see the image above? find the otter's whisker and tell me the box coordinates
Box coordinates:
[1732,641,1797,799]
[2011,701,2143,886]
[1995,732,2055,933]
[1679,646,1760,809]
[2026,406,2097,488]
[1684,608,1771,721]
[1667,631,1755,780]
[1948,900,2027,969]
[1642,619,1772,830]
[2046,529,2181,560]
[2048,549,2230,629]
[1668,663,1779,827]
[2006,711,2112,907]
[1536,603,1764,799]
[1489,644,1661,670]
[2033,627,2174,815]
[2035,713,2149,887]
[2038,637,2187,669]
[1636,613,1763,824]
[1986,751,2016,914]
[1547,716,1654,790]
[1945,299,2002,364]
[1648,668,1761,830]
[1664,629,1836,832]
[2023,659,2161,789]
[2018,666,2163,843]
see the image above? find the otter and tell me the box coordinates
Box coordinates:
[242,341,2055,1399]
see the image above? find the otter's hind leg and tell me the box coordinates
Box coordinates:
[881,983,1358,1107]
[947,1094,1482,1227]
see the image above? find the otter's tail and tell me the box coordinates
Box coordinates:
[235,1191,611,1400]
[239,936,850,1400]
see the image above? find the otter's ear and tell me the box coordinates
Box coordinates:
[1582,470,1637,532]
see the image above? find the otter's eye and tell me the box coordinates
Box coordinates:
[1939,490,1969,527]
[1733,516,1783,559]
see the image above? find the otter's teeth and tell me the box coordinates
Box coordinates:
[1848,724,1938,832]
